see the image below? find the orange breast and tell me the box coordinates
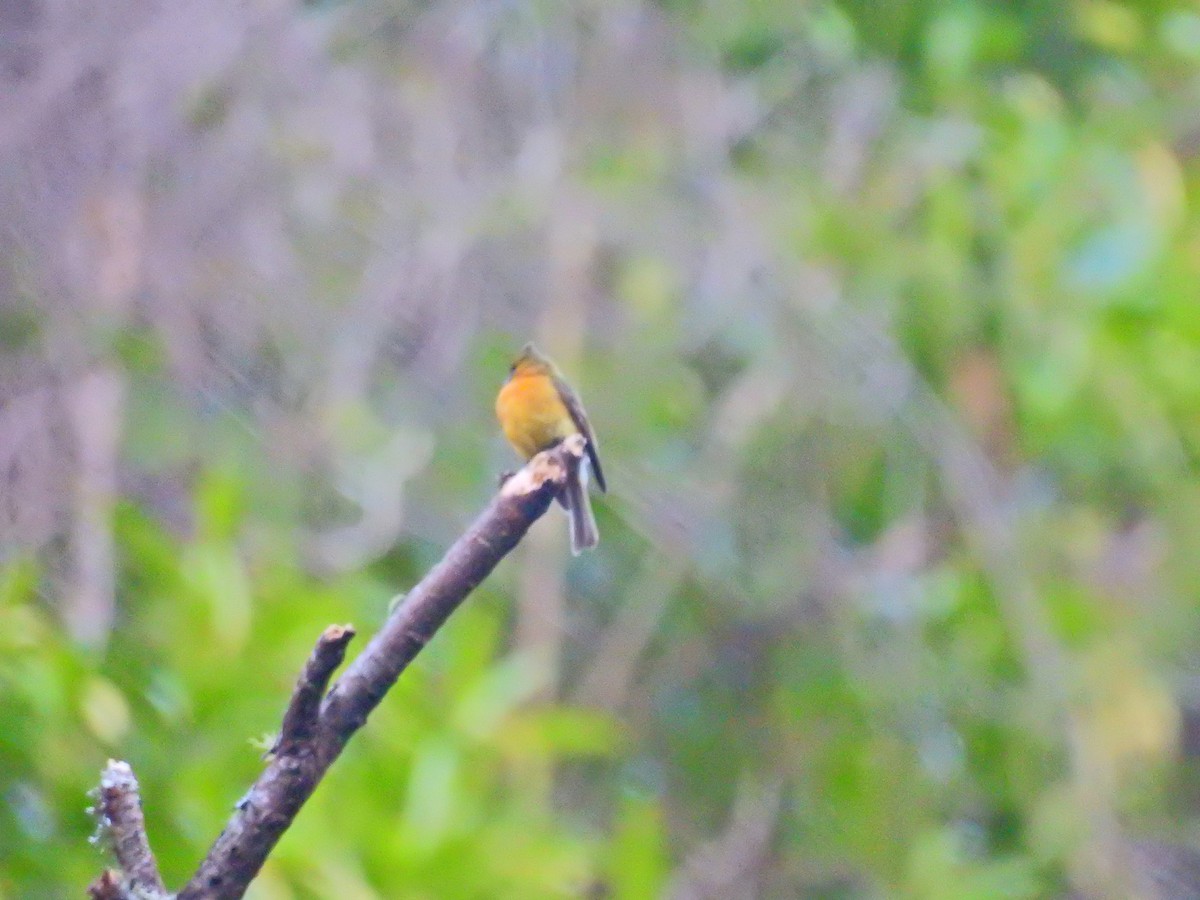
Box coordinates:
[496,373,577,460]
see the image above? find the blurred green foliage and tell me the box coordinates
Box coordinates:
[5,0,1200,897]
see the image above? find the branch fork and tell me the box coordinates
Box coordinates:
[88,439,585,898]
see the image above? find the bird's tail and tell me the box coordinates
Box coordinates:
[562,466,599,555]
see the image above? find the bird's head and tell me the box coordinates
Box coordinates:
[508,342,554,379]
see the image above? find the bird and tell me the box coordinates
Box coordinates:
[495,343,606,554]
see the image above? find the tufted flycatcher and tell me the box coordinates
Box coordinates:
[495,343,606,554]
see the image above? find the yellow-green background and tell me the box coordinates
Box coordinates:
[3,0,1200,896]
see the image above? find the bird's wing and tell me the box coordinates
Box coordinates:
[554,375,606,493]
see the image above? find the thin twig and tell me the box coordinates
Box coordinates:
[87,760,167,899]
[175,436,583,900]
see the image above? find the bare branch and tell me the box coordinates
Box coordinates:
[88,760,167,899]
[176,437,582,900]
[274,624,356,754]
